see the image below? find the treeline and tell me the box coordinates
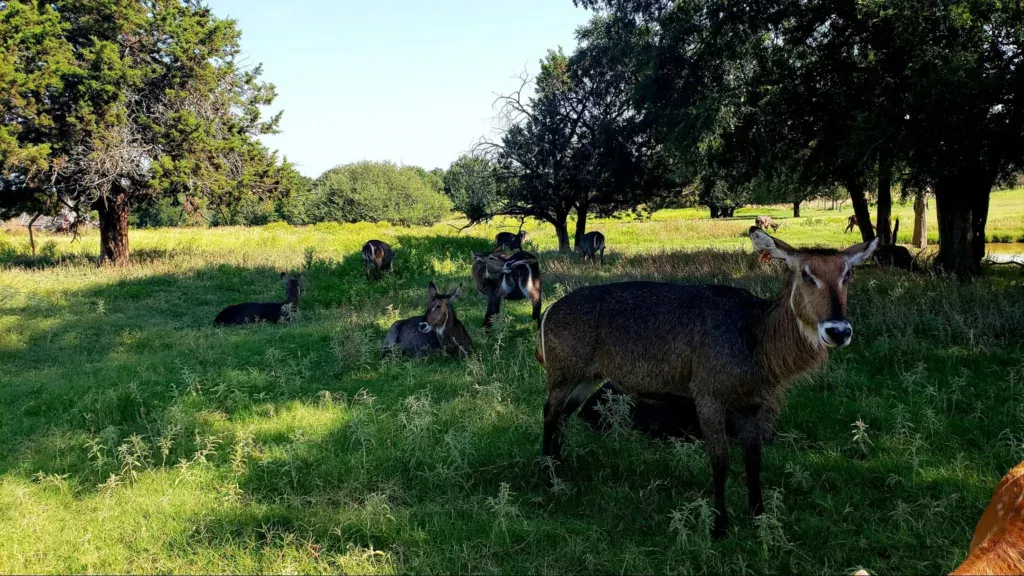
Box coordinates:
[448,0,1024,277]
[133,161,452,228]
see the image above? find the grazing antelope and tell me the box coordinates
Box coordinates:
[578,231,606,265]
[471,248,542,328]
[535,227,877,538]
[362,240,394,281]
[873,219,917,271]
[215,273,302,325]
[754,216,781,232]
[951,460,1024,575]
[381,282,472,358]
[495,230,529,252]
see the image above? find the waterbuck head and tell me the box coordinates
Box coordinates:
[749,227,878,349]
[419,282,462,335]
[517,230,530,243]
[472,246,508,279]
[280,272,303,304]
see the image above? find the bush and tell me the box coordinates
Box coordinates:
[309,161,452,227]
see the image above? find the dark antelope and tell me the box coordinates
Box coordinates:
[873,218,917,271]
[472,248,542,328]
[382,282,472,358]
[362,240,394,281]
[495,230,529,252]
[577,231,606,265]
[951,460,1024,575]
[215,273,302,325]
[535,227,877,538]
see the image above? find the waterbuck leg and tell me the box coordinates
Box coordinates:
[529,282,542,324]
[542,390,570,463]
[743,442,764,517]
[599,249,604,266]
[735,405,771,517]
[695,398,730,539]
[483,291,502,329]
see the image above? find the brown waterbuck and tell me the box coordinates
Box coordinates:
[382,282,472,358]
[577,231,606,265]
[362,240,394,281]
[951,460,1024,575]
[215,273,302,325]
[471,248,542,328]
[535,227,878,538]
[494,230,529,252]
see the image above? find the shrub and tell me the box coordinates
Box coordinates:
[309,161,452,227]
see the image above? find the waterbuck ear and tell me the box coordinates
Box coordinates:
[451,284,462,299]
[279,272,287,279]
[842,237,879,266]
[427,281,438,298]
[749,226,798,266]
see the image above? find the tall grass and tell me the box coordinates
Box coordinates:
[0,192,1022,573]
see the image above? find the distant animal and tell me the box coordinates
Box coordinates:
[214,273,302,325]
[578,382,747,441]
[577,231,606,265]
[472,248,542,328]
[873,219,917,271]
[951,460,1024,575]
[362,240,394,281]
[754,216,781,232]
[381,282,472,358]
[495,230,529,251]
[844,214,875,234]
[535,226,878,538]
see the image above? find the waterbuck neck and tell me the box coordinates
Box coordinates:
[755,273,828,384]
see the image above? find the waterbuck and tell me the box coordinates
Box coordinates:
[494,230,529,251]
[951,460,1024,575]
[754,216,781,233]
[873,219,917,271]
[382,282,472,358]
[362,240,394,281]
[535,227,878,538]
[577,231,606,265]
[215,273,302,325]
[471,248,542,328]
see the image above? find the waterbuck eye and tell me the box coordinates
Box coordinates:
[801,270,814,285]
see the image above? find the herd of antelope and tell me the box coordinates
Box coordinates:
[212,222,1020,574]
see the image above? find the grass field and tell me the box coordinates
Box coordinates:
[0,191,1022,573]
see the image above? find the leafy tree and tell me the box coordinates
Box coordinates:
[309,161,451,227]
[443,154,503,222]
[0,0,284,264]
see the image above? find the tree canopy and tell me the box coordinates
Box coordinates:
[309,161,452,227]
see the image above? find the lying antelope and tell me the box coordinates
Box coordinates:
[215,273,302,325]
[381,282,472,358]
[951,460,1024,575]
[535,227,877,538]
[471,248,542,328]
[362,240,394,281]
[578,231,606,265]
[495,230,529,252]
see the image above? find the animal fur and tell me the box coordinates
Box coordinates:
[382,282,472,358]
[951,461,1024,575]
[362,240,394,281]
[494,230,529,251]
[577,231,606,265]
[215,273,302,325]
[472,248,542,328]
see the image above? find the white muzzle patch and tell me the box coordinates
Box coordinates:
[418,322,432,334]
[818,320,853,348]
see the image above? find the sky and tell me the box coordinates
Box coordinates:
[206,0,592,177]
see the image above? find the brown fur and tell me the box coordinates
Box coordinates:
[536,227,877,538]
[578,231,606,265]
[754,216,781,232]
[951,461,1024,575]
[873,218,917,271]
[382,282,472,358]
[495,230,529,251]
[472,248,542,328]
[362,240,394,281]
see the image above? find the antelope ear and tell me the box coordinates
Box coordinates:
[280,271,287,279]
[427,281,438,298]
[451,284,462,299]
[749,227,798,266]
[843,237,879,266]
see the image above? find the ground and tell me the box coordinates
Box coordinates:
[0,191,1022,574]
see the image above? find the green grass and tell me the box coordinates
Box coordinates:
[0,190,1022,574]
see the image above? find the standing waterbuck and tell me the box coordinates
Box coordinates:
[472,249,542,328]
[382,282,472,358]
[215,273,302,325]
[362,240,394,281]
[577,231,606,265]
[535,227,878,538]
[494,230,529,252]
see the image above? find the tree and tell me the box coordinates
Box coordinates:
[443,154,503,223]
[0,0,284,265]
[309,161,452,227]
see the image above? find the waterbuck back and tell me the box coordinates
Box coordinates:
[578,231,606,265]
[494,230,528,251]
[952,461,1024,575]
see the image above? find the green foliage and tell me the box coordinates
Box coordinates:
[443,155,502,222]
[309,161,452,227]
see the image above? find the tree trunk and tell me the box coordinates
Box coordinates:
[94,191,131,265]
[971,188,990,269]
[876,151,893,245]
[709,204,721,219]
[27,212,42,257]
[933,189,975,279]
[552,218,572,253]
[573,201,588,251]
[848,182,875,242]
[912,192,927,249]
[723,206,735,218]
[792,201,801,218]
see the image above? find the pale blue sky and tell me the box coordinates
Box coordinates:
[206,0,591,177]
